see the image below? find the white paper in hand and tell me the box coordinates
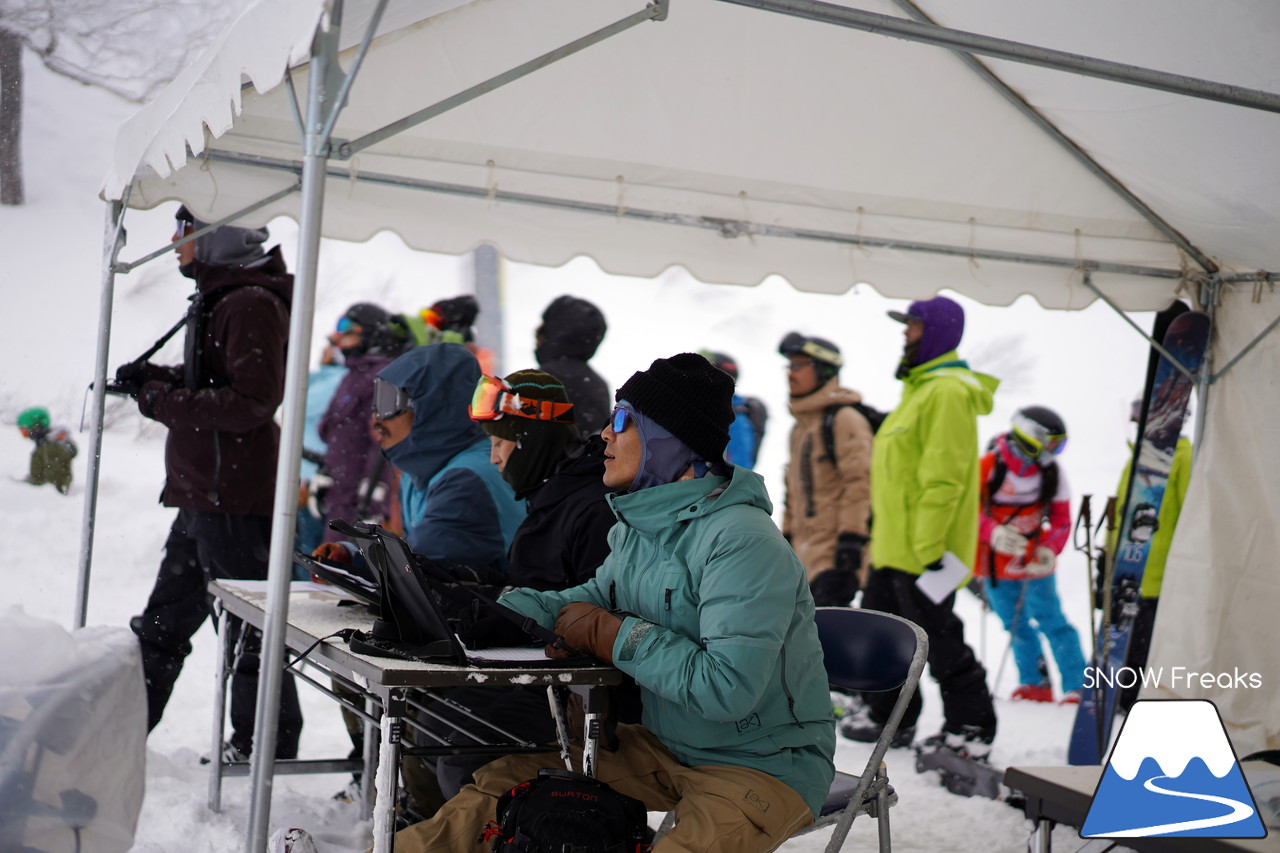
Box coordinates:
[915,552,969,604]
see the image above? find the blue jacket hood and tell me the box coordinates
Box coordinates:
[378,343,485,489]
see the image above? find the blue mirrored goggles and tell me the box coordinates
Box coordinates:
[372,377,413,420]
[335,316,361,334]
[609,406,632,434]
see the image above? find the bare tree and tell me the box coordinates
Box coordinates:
[0,0,245,204]
[0,26,22,204]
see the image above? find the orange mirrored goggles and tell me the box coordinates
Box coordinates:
[468,375,575,423]
[420,307,444,330]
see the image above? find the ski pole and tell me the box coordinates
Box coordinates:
[994,557,1031,692]
[1092,495,1119,759]
[1073,495,1097,659]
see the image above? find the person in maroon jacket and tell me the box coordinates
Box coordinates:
[126,205,303,762]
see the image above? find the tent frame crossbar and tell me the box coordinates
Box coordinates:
[717,0,1280,114]
[200,146,1188,283]
[1202,276,1280,384]
[1081,272,1199,386]
[111,181,302,273]
[885,0,1217,275]
[333,0,670,160]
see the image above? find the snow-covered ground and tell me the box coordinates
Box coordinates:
[0,48,1166,852]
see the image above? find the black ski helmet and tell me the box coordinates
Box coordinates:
[699,350,739,382]
[778,332,842,383]
[1010,405,1068,460]
[336,302,411,358]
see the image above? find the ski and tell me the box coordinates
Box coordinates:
[1067,308,1209,765]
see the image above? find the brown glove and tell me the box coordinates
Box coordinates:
[312,542,351,564]
[550,602,622,663]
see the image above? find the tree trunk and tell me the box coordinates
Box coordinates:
[0,28,24,206]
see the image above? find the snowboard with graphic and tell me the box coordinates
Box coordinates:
[1068,309,1210,765]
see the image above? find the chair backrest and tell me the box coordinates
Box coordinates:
[814,607,922,693]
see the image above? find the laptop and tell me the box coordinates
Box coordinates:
[328,519,597,669]
[292,551,381,610]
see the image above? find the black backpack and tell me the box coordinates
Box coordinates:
[820,401,888,468]
[480,768,654,853]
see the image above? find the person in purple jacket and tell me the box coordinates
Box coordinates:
[315,303,413,540]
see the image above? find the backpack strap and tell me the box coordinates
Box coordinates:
[820,402,883,469]
[184,283,289,390]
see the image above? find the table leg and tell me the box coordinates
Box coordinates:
[372,689,407,853]
[207,605,231,813]
[360,692,380,819]
[582,686,604,779]
[1029,817,1052,853]
[548,686,574,771]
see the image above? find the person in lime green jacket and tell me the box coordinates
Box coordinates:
[1104,397,1193,712]
[392,353,835,853]
[841,296,1001,756]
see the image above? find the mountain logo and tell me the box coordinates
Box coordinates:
[1081,700,1267,838]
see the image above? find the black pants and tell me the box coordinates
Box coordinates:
[1119,596,1159,713]
[861,567,997,738]
[130,508,304,758]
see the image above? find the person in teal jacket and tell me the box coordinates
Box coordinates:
[315,342,524,571]
[841,296,1001,757]
[311,343,526,812]
[393,353,836,853]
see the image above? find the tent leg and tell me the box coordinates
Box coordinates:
[75,197,128,629]
[244,17,337,853]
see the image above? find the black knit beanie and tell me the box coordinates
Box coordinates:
[616,353,735,463]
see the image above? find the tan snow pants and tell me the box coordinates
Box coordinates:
[392,723,814,853]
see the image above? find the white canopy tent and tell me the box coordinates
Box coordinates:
[92,0,1280,848]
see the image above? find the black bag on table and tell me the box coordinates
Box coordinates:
[478,768,654,853]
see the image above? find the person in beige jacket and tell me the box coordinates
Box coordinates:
[779,332,874,606]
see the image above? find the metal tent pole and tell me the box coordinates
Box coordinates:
[716,0,1280,114]
[200,147,1189,284]
[243,15,340,853]
[886,0,1217,275]
[244,0,395,844]
[472,244,504,372]
[75,196,129,629]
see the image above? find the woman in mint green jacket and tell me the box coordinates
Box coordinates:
[503,453,836,814]
[393,354,835,853]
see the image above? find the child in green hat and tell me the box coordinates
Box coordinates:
[17,407,77,495]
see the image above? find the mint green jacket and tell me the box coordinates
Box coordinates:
[869,351,999,578]
[501,467,836,816]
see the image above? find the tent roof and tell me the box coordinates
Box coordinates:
[104,0,1280,309]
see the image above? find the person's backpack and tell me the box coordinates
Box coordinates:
[820,401,887,468]
[734,396,769,467]
[984,448,1059,509]
[479,768,654,853]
